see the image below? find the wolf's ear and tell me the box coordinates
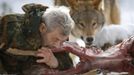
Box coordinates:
[90,0,102,10]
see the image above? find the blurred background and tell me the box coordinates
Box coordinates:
[119,0,134,25]
[0,0,134,25]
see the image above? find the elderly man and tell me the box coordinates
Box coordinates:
[0,4,74,74]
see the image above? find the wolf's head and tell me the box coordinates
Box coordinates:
[55,0,105,45]
[66,0,105,45]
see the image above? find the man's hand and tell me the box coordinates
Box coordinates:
[36,47,59,68]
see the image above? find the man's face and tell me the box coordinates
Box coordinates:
[42,28,68,48]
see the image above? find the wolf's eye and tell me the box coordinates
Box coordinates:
[79,23,85,28]
[92,22,97,28]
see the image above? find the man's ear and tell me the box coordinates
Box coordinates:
[39,23,47,33]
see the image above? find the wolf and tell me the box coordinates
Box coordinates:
[55,0,120,45]
[55,0,105,45]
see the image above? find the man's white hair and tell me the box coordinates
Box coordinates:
[42,6,74,35]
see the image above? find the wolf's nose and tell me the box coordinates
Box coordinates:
[86,37,93,43]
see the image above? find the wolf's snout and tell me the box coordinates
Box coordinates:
[86,37,94,43]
